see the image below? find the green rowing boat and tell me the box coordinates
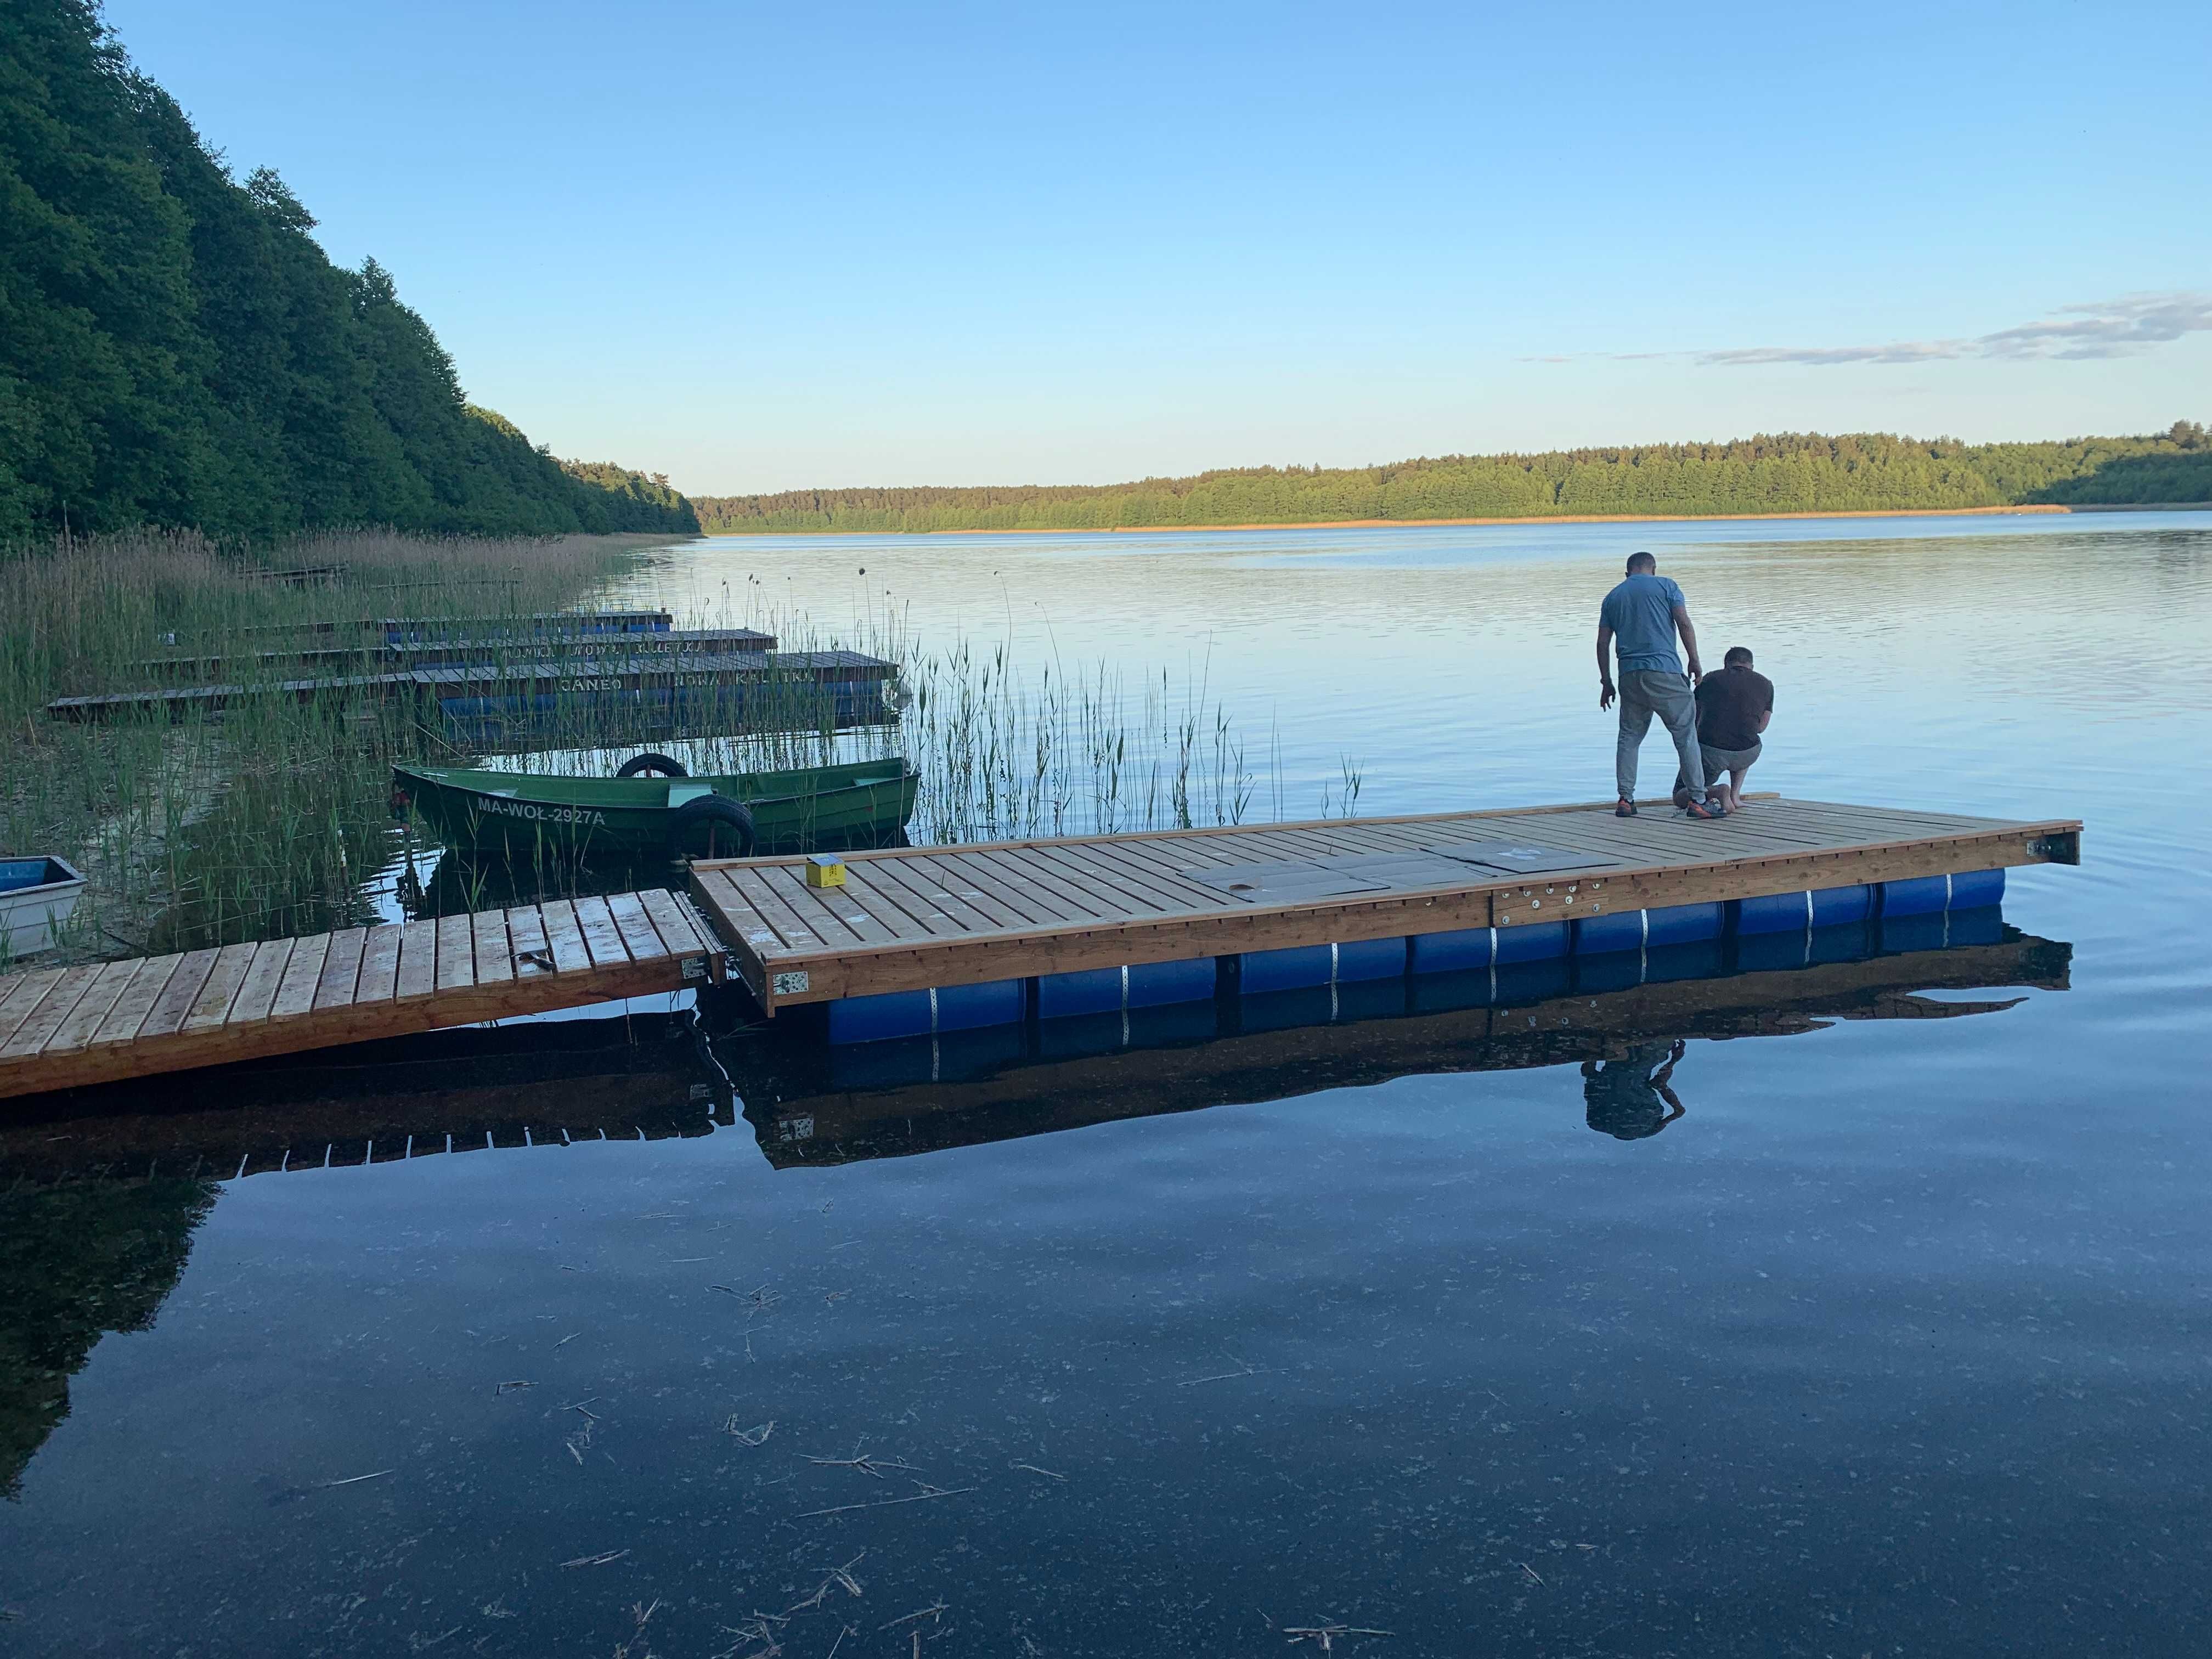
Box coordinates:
[392,755,919,860]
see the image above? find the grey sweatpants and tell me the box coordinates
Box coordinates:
[1616,669,1705,802]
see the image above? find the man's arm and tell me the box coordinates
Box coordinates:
[1595,624,1615,710]
[1672,606,1702,682]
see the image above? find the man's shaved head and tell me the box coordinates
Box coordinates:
[1626,551,1657,575]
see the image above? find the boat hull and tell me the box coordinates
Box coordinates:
[394,761,919,861]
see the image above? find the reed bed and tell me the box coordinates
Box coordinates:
[2,531,1351,969]
[1,528,654,962]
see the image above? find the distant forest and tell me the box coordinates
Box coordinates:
[0,1,698,543]
[693,426,2212,535]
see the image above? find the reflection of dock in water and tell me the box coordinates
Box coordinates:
[746,926,2070,1166]
[0,1011,725,1188]
[0,927,2067,1187]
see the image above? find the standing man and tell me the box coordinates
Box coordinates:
[1596,551,1724,820]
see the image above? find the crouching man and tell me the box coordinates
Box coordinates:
[1675,645,1773,813]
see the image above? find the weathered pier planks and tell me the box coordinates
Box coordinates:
[690,794,2082,1024]
[0,896,722,1101]
[46,646,895,723]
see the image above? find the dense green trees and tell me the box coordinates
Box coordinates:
[693,427,2211,535]
[0,1,696,542]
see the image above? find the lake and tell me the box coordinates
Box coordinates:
[4,511,2209,1656]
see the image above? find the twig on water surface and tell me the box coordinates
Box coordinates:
[552,1331,582,1350]
[613,1598,661,1659]
[724,1417,776,1446]
[1519,1562,1545,1587]
[494,1379,535,1395]
[802,1447,916,1480]
[1009,1461,1066,1481]
[1178,1354,1260,1387]
[565,1398,601,1419]
[797,1482,976,1520]
[560,1547,629,1568]
[710,1610,789,1658]
[710,1283,783,1314]
[825,1626,855,1659]
[565,1412,596,1465]
[782,1550,867,1613]
[1283,1621,1394,1652]
[314,1468,393,1489]
[878,1600,947,1632]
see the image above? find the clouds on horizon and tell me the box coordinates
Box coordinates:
[1694,292,2212,368]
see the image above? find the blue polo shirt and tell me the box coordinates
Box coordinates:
[1600,573,1688,675]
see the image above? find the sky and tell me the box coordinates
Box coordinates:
[100,0,2212,496]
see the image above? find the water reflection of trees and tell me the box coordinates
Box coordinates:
[0,1176,216,1498]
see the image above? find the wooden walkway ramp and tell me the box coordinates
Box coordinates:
[0,893,719,1101]
[691,795,2081,1020]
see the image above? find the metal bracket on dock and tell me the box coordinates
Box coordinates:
[2028,831,2081,866]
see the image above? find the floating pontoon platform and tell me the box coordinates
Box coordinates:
[688,795,2081,1041]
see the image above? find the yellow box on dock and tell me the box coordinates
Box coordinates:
[805,854,847,889]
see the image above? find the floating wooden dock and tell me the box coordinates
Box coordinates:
[46,646,896,723]
[690,795,2081,1037]
[0,794,2081,1104]
[242,607,676,640]
[137,625,778,680]
[0,894,722,1101]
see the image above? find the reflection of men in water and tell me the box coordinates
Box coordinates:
[1581,1040,1688,1139]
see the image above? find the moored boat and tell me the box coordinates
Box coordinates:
[391,755,918,860]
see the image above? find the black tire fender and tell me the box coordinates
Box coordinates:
[617,752,689,778]
[669,793,757,859]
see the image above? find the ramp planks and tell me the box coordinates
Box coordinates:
[0,896,721,1101]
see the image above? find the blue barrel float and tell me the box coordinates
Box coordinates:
[814,866,2013,1043]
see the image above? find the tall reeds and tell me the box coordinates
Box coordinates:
[2,529,1333,968]
[2,528,653,959]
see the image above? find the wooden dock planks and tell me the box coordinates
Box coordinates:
[0,894,723,1101]
[46,646,896,722]
[692,794,2083,1013]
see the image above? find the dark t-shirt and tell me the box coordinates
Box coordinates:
[1695,665,1774,751]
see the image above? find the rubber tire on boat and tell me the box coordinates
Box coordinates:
[616,752,688,778]
[670,794,757,860]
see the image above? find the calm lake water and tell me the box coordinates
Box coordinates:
[5,512,2211,1656]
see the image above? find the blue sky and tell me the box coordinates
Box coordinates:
[101,0,2212,495]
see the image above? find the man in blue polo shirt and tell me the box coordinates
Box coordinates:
[1595,551,1724,820]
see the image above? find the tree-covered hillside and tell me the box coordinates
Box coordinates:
[0,1,697,542]
[693,426,2212,535]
